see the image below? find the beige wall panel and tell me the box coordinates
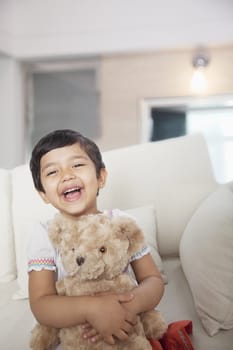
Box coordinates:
[99,47,233,150]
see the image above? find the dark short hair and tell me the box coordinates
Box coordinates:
[30,129,105,192]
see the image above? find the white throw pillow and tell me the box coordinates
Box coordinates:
[180,185,233,336]
[11,165,57,299]
[0,169,16,282]
[125,205,167,283]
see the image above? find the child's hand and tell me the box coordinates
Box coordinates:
[82,302,137,344]
[85,292,136,345]
[120,293,138,319]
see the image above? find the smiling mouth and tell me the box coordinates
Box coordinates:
[63,187,81,199]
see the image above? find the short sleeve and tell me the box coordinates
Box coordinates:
[27,221,56,272]
[130,245,150,262]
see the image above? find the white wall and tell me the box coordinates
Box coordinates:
[1,46,233,167]
[99,46,233,150]
[0,55,25,168]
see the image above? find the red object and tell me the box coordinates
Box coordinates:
[149,320,194,350]
[160,320,194,350]
[149,338,164,350]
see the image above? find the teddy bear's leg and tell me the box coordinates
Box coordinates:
[59,327,84,350]
[140,310,167,340]
[119,335,152,350]
[60,326,117,350]
[60,328,117,350]
[30,324,59,350]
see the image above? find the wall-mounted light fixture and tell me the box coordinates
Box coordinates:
[191,50,210,94]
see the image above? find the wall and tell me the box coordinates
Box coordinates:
[0,55,25,168]
[99,46,233,150]
[0,46,233,167]
[31,69,101,147]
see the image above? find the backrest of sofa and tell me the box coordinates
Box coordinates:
[98,133,218,257]
[9,132,218,294]
[0,169,16,282]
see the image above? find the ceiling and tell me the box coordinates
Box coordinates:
[0,0,233,59]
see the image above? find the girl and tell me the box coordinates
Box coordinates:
[28,129,164,347]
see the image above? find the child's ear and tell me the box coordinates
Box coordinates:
[38,190,50,204]
[98,168,107,189]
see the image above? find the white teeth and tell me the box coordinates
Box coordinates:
[64,188,80,195]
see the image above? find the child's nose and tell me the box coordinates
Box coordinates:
[62,169,76,181]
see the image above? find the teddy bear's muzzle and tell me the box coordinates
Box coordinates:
[76,256,85,266]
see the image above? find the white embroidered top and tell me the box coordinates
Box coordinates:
[27,209,150,281]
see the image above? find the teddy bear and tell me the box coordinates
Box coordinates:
[30,213,167,350]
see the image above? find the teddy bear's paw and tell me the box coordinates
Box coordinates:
[141,310,168,340]
[30,324,59,350]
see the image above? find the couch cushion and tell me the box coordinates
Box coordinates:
[99,134,217,257]
[180,185,233,336]
[0,280,34,349]
[159,257,233,350]
[0,169,16,282]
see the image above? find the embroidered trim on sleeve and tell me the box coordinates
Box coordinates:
[28,258,56,272]
[130,245,150,262]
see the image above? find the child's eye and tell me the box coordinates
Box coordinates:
[47,170,57,176]
[73,163,84,168]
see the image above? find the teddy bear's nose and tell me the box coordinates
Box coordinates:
[76,256,85,266]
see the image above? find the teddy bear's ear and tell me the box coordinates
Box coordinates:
[113,216,145,256]
[48,213,65,248]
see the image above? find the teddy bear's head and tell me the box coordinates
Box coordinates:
[48,213,145,281]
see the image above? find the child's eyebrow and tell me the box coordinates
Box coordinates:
[70,155,89,160]
[69,155,90,162]
[41,162,56,172]
[41,155,89,172]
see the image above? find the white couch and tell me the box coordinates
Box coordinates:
[0,133,232,350]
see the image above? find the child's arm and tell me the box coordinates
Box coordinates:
[29,269,136,345]
[122,252,165,315]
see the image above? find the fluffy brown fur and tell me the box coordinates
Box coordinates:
[30,213,167,350]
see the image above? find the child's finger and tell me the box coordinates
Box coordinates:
[117,293,134,303]
[83,328,99,340]
[90,334,102,343]
[81,322,91,330]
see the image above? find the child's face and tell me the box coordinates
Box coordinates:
[38,143,106,218]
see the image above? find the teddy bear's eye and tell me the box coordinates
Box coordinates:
[71,248,75,252]
[99,246,106,253]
